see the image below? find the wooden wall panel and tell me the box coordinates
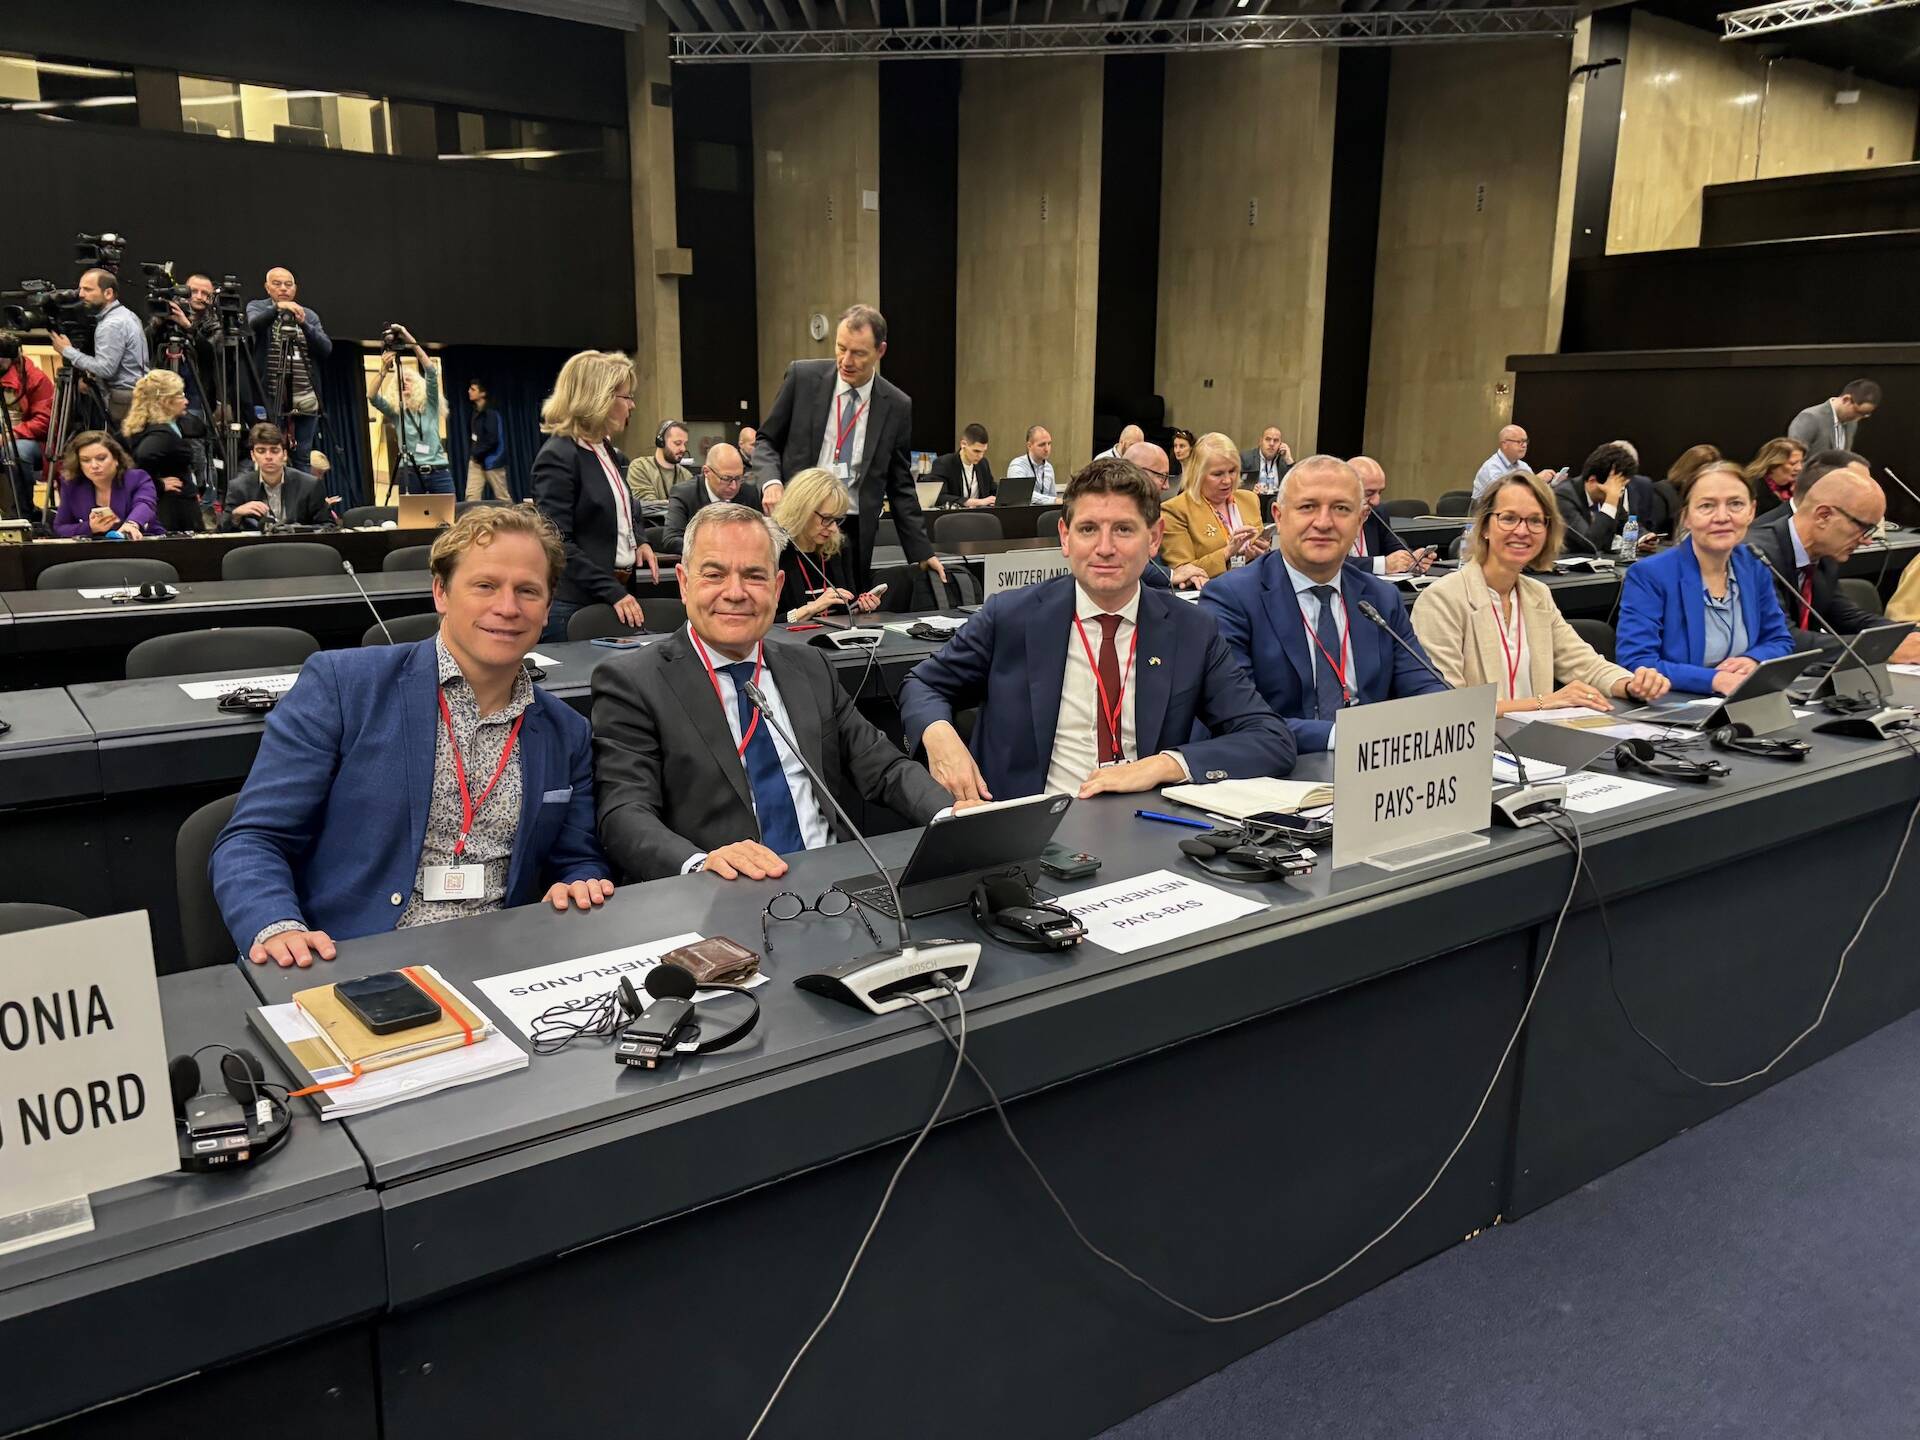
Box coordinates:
[1363,40,1573,504]
[751,64,882,420]
[954,57,1104,475]
[1155,51,1337,461]
[1609,13,1918,254]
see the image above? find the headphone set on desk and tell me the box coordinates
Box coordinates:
[968,869,1086,951]
[1708,726,1811,762]
[1178,826,1318,881]
[603,962,761,1070]
[171,1045,292,1172]
[107,583,176,604]
[1611,738,1728,784]
[217,687,281,715]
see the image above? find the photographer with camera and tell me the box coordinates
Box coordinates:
[0,332,53,519]
[49,269,148,430]
[145,272,222,411]
[368,324,453,496]
[246,267,332,459]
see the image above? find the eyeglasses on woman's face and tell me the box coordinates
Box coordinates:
[1490,510,1548,533]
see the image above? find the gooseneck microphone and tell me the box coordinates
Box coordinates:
[1355,597,1568,827]
[341,559,395,645]
[1743,542,1915,737]
[738,676,978,1013]
[1881,467,1920,514]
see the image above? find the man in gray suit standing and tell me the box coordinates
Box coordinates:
[1788,379,1882,457]
[591,502,950,881]
[750,303,945,590]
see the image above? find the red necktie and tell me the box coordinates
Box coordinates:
[1798,567,1814,629]
[1096,614,1123,764]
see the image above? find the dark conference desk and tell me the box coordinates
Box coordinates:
[7,689,1920,1436]
[0,526,450,591]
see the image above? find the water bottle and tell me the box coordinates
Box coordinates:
[1617,514,1640,562]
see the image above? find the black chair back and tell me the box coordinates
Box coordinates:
[1837,577,1884,619]
[125,626,320,680]
[37,557,181,590]
[566,603,633,641]
[340,506,396,528]
[176,793,240,968]
[0,903,87,936]
[933,511,1003,546]
[874,518,900,552]
[1435,490,1473,517]
[1382,498,1426,520]
[221,542,345,581]
[383,545,435,572]
[1568,618,1616,662]
[362,612,442,646]
[457,500,509,514]
[1034,507,1063,538]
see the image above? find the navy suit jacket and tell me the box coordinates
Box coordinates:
[1344,510,1409,572]
[1615,537,1795,695]
[1198,554,1448,753]
[210,639,607,954]
[897,574,1296,798]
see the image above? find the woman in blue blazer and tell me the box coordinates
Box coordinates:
[1616,462,1793,695]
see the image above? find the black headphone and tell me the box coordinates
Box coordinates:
[969,870,1085,951]
[1178,826,1318,881]
[655,418,686,450]
[906,620,959,642]
[1612,737,1728,784]
[217,687,280,715]
[1709,725,1811,761]
[615,962,761,1069]
[170,1046,292,1172]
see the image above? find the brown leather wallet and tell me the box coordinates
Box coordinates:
[662,935,760,986]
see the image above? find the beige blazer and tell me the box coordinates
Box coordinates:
[1411,561,1629,699]
[1162,489,1263,578]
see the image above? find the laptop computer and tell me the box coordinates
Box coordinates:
[996,473,1037,508]
[838,792,1074,918]
[915,479,946,511]
[396,493,456,528]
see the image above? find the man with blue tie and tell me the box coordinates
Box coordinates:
[898,458,1294,803]
[1199,455,1447,754]
[592,502,950,881]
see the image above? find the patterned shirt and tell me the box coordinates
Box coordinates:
[250,639,534,950]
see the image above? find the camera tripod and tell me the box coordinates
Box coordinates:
[0,376,26,523]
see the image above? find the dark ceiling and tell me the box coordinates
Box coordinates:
[1637,0,1920,96]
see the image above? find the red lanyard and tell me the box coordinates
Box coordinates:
[1490,595,1523,698]
[584,441,633,532]
[1298,592,1353,701]
[1072,615,1140,762]
[689,629,762,755]
[835,391,866,459]
[1351,529,1367,558]
[436,690,525,859]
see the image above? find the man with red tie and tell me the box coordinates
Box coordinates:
[899,458,1294,803]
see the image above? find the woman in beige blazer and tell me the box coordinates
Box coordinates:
[1411,468,1669,715]
[1161,431,1267,580]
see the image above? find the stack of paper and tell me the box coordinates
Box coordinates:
[1162,776,1333,818]
[1493,752,1567,784]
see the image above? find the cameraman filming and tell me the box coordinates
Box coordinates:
[246,267,332,459]
[368,325,453,495]
[146,273,222,414]
[49,268,148,430]
[0,331,53,519]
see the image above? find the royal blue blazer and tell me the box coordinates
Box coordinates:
[210,638,607,955]
[897,574,1296,798]
[1615,537,1794,695]
[1197,554,1448,753]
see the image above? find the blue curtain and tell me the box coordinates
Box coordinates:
[440,346,577,501]
[314,346,372,509]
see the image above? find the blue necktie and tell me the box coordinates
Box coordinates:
[722,662,807,854]
[835,390,858,467]
[1309,584,1346,720]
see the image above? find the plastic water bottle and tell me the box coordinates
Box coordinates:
[1617,514,1640,561]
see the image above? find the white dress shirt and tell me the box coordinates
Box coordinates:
[1285,558,1353,748]
[1007,453,1057,499]
[582,440,636,567]
[1488,587,1534,701]
[682,636,833,871]
[1472,452,1529,501]
[961,460,979,499]
[818,376,874,480]
[1044,585,1191,795]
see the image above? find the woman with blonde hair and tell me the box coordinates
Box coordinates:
[367,324,453,495]
[1744,437,1805,517]
[1412,468,1668,715]
[772,467,881,623]
[1160,431,1267,580]
[124,369,202,533]
[531,349,660,641]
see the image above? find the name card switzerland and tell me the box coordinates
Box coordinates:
[1332,684,1496,869]
[983,549,1073,597]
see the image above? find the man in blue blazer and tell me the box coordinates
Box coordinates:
[898,458,1294,802]
[212,505,613,968]
[1200,455,1448,754]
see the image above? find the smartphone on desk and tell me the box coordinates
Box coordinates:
[336,971,443,1035]
[590,635,649,650]
[1243,811,1333,845]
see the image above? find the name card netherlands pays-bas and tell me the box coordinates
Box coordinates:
[1332,684,1496,870]
[0,913,178,1251]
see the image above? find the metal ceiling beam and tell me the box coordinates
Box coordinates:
[689,0,734,28]
[1720,0,1920,37]
[652,0,704,28]
[671,4,1576,59]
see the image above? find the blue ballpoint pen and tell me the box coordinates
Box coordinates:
[1134,809,1212,830]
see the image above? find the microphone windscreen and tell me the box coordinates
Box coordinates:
[170,1054,201,1114]
[646,963,698,1001]
[220,1048,265,1105]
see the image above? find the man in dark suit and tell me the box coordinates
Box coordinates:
[1346,455,1428,576]
[662,442,762,552]
[222,422,333,528]
[930,423,997,508]
[749,303,944,590]
[211,505,612,968]
[1240,425,1293,492]
[1199,455,1447,755]
[1747,467,1906,655]
[899,458,1294,803]
[1553,442,1645,555]
[593,501,949,881]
